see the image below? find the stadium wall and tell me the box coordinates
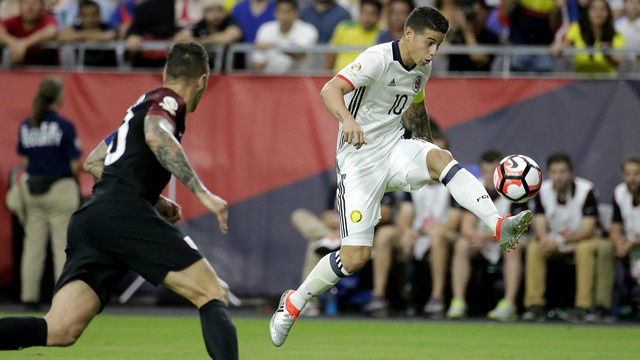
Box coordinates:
[0,72,638,295]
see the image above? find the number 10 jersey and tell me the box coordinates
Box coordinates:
[335,40,431,174]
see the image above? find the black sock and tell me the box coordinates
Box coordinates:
[0,316,47,350]
[199,299,238,360]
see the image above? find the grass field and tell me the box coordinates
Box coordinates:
[4,313,640,359]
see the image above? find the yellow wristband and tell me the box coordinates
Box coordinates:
[412,89,425,104]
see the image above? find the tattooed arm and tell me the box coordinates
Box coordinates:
[402,102,433,142]
[144,114,228,233]
[83,140,109,179]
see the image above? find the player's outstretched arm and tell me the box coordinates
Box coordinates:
[83,140,109,179]
[144,114,228,234]
[402,102,433,142]
[320,76,367,149]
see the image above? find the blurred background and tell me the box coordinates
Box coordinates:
[0,0,639,326]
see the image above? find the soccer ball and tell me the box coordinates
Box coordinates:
[493,154,542,203]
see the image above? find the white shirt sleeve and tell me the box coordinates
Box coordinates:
[336,49,385,90]
[296,22,318,47]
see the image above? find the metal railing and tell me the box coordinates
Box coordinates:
[1,41,639,78]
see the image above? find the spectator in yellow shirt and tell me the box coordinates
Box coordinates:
[552,0,624,74]
[325,0,382,72]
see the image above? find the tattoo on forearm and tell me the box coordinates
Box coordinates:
[145,116,205,195]
[402,103,432,142]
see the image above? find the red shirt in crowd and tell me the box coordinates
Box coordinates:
[1,12,59,65]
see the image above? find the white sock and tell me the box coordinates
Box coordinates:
[289,251,350,310]
[440,160,501,233]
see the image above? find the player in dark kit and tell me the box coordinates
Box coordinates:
[0,42,238,360]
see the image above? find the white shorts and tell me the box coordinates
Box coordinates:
[336,139,439,247]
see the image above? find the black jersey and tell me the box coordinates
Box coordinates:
[92,87,187,204]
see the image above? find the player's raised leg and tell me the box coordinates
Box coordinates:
[426,148,532,251]
[163,258,238,360]
[0,279,100,350]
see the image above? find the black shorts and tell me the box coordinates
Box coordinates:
[54,200,203,310]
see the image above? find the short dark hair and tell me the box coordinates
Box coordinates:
[276,0,297,10]
[165,42,209,81]
[405,6,449,34]
[480,150,503,164]
[547,152,573,171]
[622,156,640,171]
[79,0,99,11]
[361,0,383,14]
[389,0,416,12]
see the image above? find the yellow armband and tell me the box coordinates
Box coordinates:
[412,89,425,104]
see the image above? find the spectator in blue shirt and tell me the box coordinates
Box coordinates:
[231,0,275,43]
[300,0,351,43]
[16,77,81,309]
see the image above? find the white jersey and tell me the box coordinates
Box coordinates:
[335,41,431,174]
[537,177,598,234]
[613,182,640,239]
[411,183,451,232]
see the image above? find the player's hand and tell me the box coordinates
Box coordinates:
[616,238,632,258]
[342,118,367,150]
[9,41,27,64]
[155,196,182,223]
[540,237,558,255]
[198,191,229,234]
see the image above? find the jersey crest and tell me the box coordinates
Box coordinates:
[159,96,179,117]
[412,76,422,93]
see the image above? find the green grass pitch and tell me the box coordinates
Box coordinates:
[4,314,640,359]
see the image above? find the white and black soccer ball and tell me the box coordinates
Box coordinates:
[493,154,542,203]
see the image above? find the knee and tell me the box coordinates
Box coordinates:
[340,247,372,274]
[46,320,85,347]
[374,226,398,248]
[427,149,454,179]
[203,280,229,306]
[597,240,614,258]
[575,240,594,256]
[188,277,230,308]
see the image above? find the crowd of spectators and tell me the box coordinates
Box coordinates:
[291,130,640,323]
[0,0,638,73]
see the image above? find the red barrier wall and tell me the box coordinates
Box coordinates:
[0,71,574,285]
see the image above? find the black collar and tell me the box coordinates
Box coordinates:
[392,40,415,72]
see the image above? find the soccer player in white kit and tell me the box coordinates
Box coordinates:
[270,7,532,346]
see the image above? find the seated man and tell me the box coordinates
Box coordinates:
[252,0,318,74]
[124,0,181,68]
[0,0,57,65]
[57,0,117,67]
[522,153,614,322]
[365,133,461,318]
[446,150,528,321]
[175,0,243,69]
[612,156,640,319]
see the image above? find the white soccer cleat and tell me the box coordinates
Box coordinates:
[495,210,532,251]
[269,290,300,347]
